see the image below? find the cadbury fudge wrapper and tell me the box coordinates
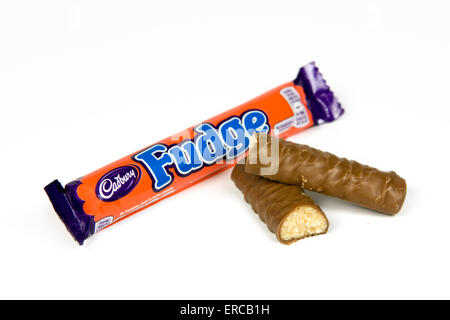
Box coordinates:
[44,62,343,244]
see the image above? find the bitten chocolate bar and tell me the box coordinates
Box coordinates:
[245,133,407,214]
[231,164,328,244]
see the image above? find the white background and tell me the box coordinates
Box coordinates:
[1,0,449,299]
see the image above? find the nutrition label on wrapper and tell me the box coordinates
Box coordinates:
[274,87,310,135]
[94,216,113,233]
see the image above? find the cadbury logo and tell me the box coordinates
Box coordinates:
[96,165,141,202]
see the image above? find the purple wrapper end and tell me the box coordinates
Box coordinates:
[44,180,94,245]
[295,62,344,124]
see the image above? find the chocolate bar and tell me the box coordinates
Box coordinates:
[245,133,407,214]
[231,164,328,244]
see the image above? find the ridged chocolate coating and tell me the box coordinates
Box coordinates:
[245,133,407,214]
[231,164,328,244]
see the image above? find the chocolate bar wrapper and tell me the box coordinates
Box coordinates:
[231,164,328,244]
[45,62,343,245]
[245,134,406,214]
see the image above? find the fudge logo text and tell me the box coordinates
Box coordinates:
[133,109,270,192]
[96,165,141,202]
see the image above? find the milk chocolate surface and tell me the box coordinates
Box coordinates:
[231,164,328,244]
[245,133,407,214]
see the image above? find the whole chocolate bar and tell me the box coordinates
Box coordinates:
[231,164,328,244]
[245,133,407,214]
